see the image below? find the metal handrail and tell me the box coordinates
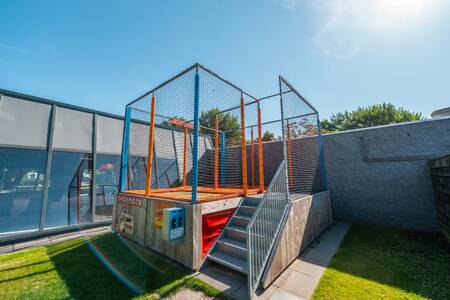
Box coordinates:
[247,160,290,297]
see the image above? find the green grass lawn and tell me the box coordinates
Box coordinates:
[0,233,227,300]
[312,224,450,300]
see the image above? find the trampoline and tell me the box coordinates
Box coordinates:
[120,64,267,204]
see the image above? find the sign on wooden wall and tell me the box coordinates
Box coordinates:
[117,194,145,207]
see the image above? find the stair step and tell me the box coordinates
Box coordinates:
[208,250,248,274]
[218,237,247,251]
[240,205,257,210]
[243,197,261,207]
[230,216,249,229]
[215,238,247,259]
[234,214,252,221]
[225,227,247,243]
[227,224,247,234]
[238,206,257,217]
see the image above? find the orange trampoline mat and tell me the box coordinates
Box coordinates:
[125,185,260,202]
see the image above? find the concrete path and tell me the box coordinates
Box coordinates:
[197,222,350,300]
[195,259,248,299]
[257,222,350,300]
[0,226,111,255]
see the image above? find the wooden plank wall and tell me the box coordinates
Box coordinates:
[261,191,332,289]
[113,197,148,246]
[113,195,203,270]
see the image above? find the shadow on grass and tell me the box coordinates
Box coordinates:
[0,260,49,273]
[315,224,450,299]
[0,269,54,284]
[48,233,188,299]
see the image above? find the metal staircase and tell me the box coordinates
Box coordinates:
[206,161,290,298]
[207,195,261,273]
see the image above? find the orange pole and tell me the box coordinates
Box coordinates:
[214,116,219,190]
[240,94,248,195]
[287,121,294,190]
[182,127,188,189]
[145,94,156,196]
[250,127,255,187]
[257,107,265,192]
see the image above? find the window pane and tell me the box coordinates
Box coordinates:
[95,154,120,220]
[45,151,92,228]
[0,147,47,235]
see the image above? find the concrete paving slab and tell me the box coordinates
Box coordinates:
[259,222,350,300]
[49,232,83,244]
[166,288,212,300]
[1,226,111,255]
[268,289,307,300]
[289,260,324,279]
[196,262,246,298]
[230,283,249,300]
[300,223,350,268]
[14,237,52,251]
[273,269,317,299]
[255,284,279,300]
[0,244,14,254]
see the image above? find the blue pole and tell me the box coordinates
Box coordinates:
[220,132,226,185]
[191,69,200,204]
[316,115,328,191]
[119,107,131,192]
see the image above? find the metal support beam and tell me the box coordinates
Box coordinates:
[91,113,97,222]
[119,107,131,192]
[279,76,290,200]
[39,104,56,230]
[191,68,200,204]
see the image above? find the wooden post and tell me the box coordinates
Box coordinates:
[250,127,255,187]
[240,93,248,195]
[214,116,219,190]
[287,121,294,190]
[182,127,188,189]
[145,94,156,196]
[257,106,265,192]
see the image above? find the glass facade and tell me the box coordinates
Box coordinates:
[0,92,194,240]
[0,147,47,234]
[0,92,126,240]
[95,154,120,221]
[45,151,93,228]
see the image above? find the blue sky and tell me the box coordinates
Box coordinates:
[1,0,449,119]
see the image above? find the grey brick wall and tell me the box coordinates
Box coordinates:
[322,117,450,232]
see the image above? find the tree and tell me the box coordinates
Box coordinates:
[199,108,241,145]
[287,118,318,138]
[262,131,275,142]
[320,102,423,132]
[160,116,187,131]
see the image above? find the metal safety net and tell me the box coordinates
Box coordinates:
[280,77,327,195]
[121,64,262,203]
